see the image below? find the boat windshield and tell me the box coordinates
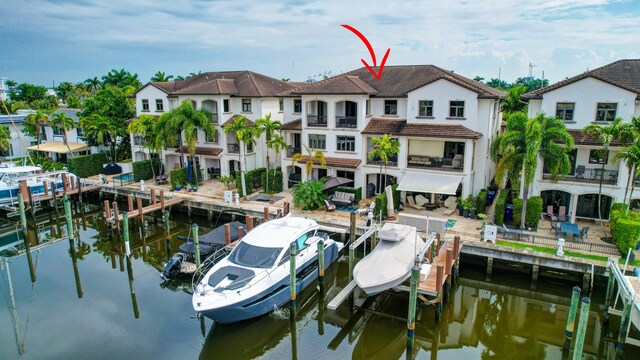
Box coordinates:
[227,242,283,269]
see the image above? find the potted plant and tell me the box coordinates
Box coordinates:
[456,198,464,216]
[175,182,182,191]
[469,205,477,219]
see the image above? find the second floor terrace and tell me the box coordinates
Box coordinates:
[542,148,620,185]
[305,100,360,129]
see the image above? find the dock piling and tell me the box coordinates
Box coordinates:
[225,223,231,245]
[104,200,111,219]
[160,191,165,212]
[137,196,143,223]
[163,211,171,260]
[123,212,131,257]
[289,242,297,316]
[112,201,120,230]
[18,193,27,232]
[445,248,453,301]
[407,265,419,350]
[246,215,254,232]
[64,194,73,240]
[572,297,591,359]
[77,177,83,203]
[238,226,244,240]
[193,223,200,268]
[435,265,444,321]
[264,207,269,221]
[318,239,325,289]
[563,286,581,351]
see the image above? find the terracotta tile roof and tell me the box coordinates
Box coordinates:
[567,129,623,147]
[138,71,298,97]
[221,114,254,127]
[524,59,640,99]
[281,118,302,130]
[296,156,361,169]
[283,65,503,98]
[175,146,223,156]
[362,119,482,139]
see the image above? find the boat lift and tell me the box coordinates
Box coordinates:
[605,256,640,348]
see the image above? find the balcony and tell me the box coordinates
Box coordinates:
[287,146,301,158]
[133,136,145,146]
[367,156,398,168]
[544,167,618,185]
[307,115,327,127]
[407,155,464,172]
[336,116,357,129]
[227,143,240,154]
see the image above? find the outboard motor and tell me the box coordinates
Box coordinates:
[162,254,186,279]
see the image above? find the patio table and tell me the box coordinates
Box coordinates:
[560,222,580,240]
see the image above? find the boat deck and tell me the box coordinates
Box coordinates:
[418,239,462,297]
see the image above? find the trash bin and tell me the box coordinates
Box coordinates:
[487,191,496,204]
[505,204,514,222]
[366,183,376,199]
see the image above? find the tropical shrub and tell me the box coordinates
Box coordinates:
[613,219,640,254]
[219,176,236,190]
[512,198,523,226]
[132,158,162,182]
[494,190,508,226]
[235,167,266,197]
[525,196,543,228]
[261,170,283,194]
[170,168,187,189]
[476,189,489,214]
[373,191,388,219]
[67,153,107,178]
[292,181,325,210]
[611,202,629,213]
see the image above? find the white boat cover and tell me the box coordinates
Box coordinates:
[354,223,425,295]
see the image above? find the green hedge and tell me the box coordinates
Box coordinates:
[613,219,640,254]
[512,198,523,226]
[374,192,388,219]
[261,170,283,194]
[526,196,543,228]
[132,159,161,182]
[67,153,107,178]
[236,167,266,197]
[170,168,187,189]
[476,189,488,214]
[494,190,508,226]
[611,202,629,213]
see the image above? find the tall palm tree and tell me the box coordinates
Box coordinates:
[617,116,640,205]
[150,71,174,82]
[224,115,255,196]
[25,110,49,146]
[491,112,573,228]
[128,114,162,176]
[367,134,400,192]
[160,101,215,186]
[266,133,287,192]
[83,77,102,94]
[254,114,282,192]
[613,142,640,214]
[292,145,326,180]
[51,112,77,154]
[583,117,624,224]
[501,85,528,116]
[80,114,121,163]
[102,69,128,87]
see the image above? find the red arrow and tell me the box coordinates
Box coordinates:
[342,24,390,80]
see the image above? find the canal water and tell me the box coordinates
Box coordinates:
[0,202,638,359]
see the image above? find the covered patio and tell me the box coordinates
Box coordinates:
[27,141,90,161]
[396,172,462,210]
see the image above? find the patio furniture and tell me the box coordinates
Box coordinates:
[501,224,525,240]
[406,196,423,210]
[559,206,567,221]
[415,194,429,207]
[550,221,561,234]
[331,191,354,206]
[580,226,589,241]
[425,203,438,211]
[560,222,580,240]
[443,196,457,209]
[155,175,167,185]
[575,165,585,179]
[357,201,376,216]
[323,199,336,212]
[546,205,558,221]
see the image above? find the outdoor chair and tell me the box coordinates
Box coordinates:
[558,206,567,221]
[323,199,336,212]
[502,224,525,240]
[155,175,167,185]
[580,226,589,241]
[406,196,423,210]
[357,201,376,216]
[550,221,561,235]
[546,205,557,221]
[575,165,585,179]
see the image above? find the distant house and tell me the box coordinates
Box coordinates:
[0,110,37,160]
[31,108,96,162]
[524,59,640,221]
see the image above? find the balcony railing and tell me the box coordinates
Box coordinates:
[287,146,301,158]
[367,157,398,167]
[307,115,327,127]
[407,155,464,172]
[211,114,219,124]
[133,136,145,146]
[543,167,618,185]
[336,116,357,129]
[227,143,240,154]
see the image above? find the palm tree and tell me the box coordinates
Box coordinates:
[102,69,127,87]
[51,112,77,154]
[583,117,624,224]
[174,75,185,81]
[25,110,49,146]
[613,142,640,214]
[83,77,102,94]
[80,114,121,163]
[491,112,573,229]
[473,76,484,82]
[224,115,255,196]
[160,101,215,186]
[150,71,174,82]
[292,145,326,180]
[5,79,17,88]
[0,125,11,152]
[254,114,282,192]
[367,134,400,192]
[266,134,287,192]
[128,114,162,177]
[55,82,75,104]
[501,85,528,116]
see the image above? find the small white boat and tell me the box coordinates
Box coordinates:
[192,215,344,324]
[0,163,74,208]
[353,223,426,295]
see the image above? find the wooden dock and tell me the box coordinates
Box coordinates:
[104,190,183,223]
[418,237,462,297]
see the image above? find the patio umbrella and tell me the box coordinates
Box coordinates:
[322,176,354,191]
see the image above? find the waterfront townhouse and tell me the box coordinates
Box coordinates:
[132,72,300,180]
[279,65,503,199]
[524,59,640,222]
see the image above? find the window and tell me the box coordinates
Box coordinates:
[155,99,164,112]
[242,99,252,112]
[52,125,62,135]
[141,99,149,112]
[596,103,617,122]
[228,242,282,269]
[336,170,355,182]
[418,100,434,117]
[293,99,302,113]
[206,130,218,143]
[366,100,371,115]
[449,101,465,118]
[384,100,397,115]
[279,98,284,112]
[589,149,608,164]
[76,127,84,137]
[336,136,355,152]
[309,134,326,150]
[556,102,575,121]
[223,99,230,112]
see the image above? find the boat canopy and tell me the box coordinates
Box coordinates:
[27,141,89,154]
[396,172,462,195]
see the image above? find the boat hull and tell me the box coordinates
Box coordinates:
[199,242,340,324]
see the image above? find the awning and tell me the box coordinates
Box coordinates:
[396,172,462,195]
[27,141,89,154]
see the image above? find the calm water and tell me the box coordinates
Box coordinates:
[0,202,637,359]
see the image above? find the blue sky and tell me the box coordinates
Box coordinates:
[2,0,639,86]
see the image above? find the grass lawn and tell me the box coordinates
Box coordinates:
[495,240,640,266]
